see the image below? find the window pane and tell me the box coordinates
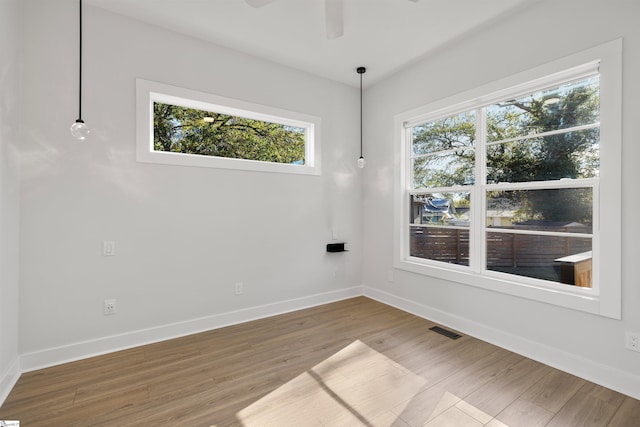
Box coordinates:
[486,188,593,233]
[487,75,599,143]
[486,128,599,183]
[486,232,592,287]
[412,111,476,156]
[409,193,470,266]
[410,193,470,226]
[153,102,306,165]
[410,227,470,266]
[413,150,475,188]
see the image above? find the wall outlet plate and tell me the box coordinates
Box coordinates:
[104,299,117,315]
[625,331,640,352]
[234,282,244,295]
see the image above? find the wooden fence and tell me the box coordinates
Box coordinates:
[410,226,591,268]
[410,227,470,266]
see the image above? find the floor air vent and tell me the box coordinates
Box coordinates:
[430,326,462,340]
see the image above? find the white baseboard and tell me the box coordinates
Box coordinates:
[20,286,363,373]
[364,286,640,401]
[13,284,640,406]
[0,357,20,407]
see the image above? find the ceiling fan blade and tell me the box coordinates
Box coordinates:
[325,0,344,39]
[245,0,276,8]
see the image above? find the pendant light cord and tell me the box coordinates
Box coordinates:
[78,0,83,121]
[359,70,363,158]
[70,0,89,139]
[357,67,366,159]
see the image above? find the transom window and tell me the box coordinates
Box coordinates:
[395,40,621,318]
[136,79,321,175]
[153,101,307,165]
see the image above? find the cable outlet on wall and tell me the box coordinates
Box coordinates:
[626,331,640,352]
[234,282,244,295]
[104,299,117,315]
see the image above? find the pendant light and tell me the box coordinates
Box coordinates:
[356,66,366,168]
[70,0,90,140]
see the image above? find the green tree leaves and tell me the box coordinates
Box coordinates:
[153,102,305,165]
[411,75,600,225]
[412,111,476,188]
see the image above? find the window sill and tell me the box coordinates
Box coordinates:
[394,257,607,317]
[137,149,321,176]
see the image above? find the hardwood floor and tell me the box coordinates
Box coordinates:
[1,297,639,426]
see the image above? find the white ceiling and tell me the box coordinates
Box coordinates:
[86,0,531,87]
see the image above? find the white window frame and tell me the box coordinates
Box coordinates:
[394,39,622,319]
[136,79,321,175]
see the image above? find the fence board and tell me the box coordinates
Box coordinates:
[410,226,591,269]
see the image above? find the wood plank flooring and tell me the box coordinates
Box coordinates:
[1,297,639,426]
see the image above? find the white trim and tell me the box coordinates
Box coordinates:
[594,39,622,318]
[0,357,20,407]
[410,224,469,231]
[20,286,362,373]
[485,178,598,191]
[485,228,592,239]
[136,78,322,175]
[363,286,640,401]
[487,122,600,146]
[394,39,622,319]
[412,147,474,160]
[400,255,599,307]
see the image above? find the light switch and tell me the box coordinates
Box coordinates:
[103,241,115,256]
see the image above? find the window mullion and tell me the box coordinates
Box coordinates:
[403,127,414,262]
[591,181,600,293]
[406,127,414,190]
[471,107,487,274]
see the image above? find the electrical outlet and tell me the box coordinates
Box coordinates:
[625,331,640,352]
[104,299,117,315]
[234,282,244,295]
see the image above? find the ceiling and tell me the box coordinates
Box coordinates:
[85,0,531,87]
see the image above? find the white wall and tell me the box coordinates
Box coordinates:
[363,0,640,398]
[0,0,21,403]
[18,0,363,368]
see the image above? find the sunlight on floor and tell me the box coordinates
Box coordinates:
[227,340,509,426]
[235,340,422,425]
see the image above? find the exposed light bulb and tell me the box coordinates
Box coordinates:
[357,156,366,168]
[70,119,90,140]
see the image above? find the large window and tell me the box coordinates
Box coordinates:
[136,79,321,175]
[395,40,621,318]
